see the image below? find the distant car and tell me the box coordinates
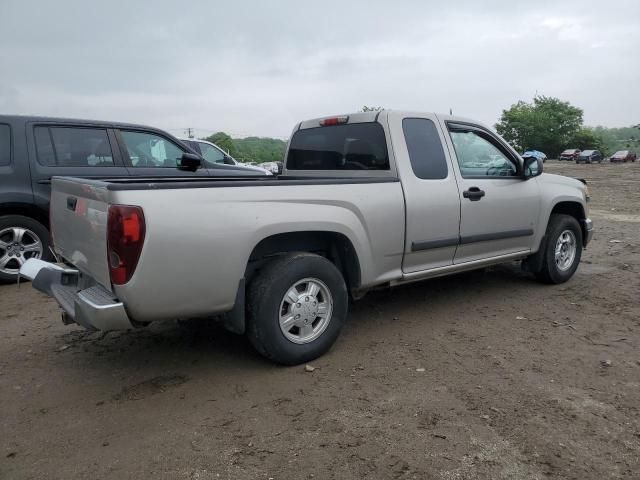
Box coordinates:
[179,138,272,175]
[576,150,603,164]
[560,149,581,161]
[609,150,637,163]
[523,150,547,162]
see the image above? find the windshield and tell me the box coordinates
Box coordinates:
[613,151,628,156]
[581,150,594,155]
[562,149,576,155]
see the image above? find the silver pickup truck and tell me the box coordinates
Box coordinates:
[20,111,593,364]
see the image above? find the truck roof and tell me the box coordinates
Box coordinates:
[296,110,485,131]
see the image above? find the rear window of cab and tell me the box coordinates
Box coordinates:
[286,123,389,171]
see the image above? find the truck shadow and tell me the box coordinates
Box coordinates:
[61,261,543,376]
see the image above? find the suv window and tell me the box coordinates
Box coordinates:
[448,127,517,178]
[0,124,10,166]
[402,118,448,179]
[197,141,226,165]
[287,123,389,170]
[121,131,185,168]
[34,126,115,167]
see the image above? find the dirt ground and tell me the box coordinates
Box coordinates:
[1,161,639,480]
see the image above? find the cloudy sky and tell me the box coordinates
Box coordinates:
[1,0,638,138]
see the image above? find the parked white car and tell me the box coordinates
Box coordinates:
[180,138,272,175]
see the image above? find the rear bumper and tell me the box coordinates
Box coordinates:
[19,258,133,331]
[582,218,594,247]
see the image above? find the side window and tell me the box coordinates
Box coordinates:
[448,128,517,178]
[50,127,114,167]
[402,118,448,179]
[34,127,56,166]
[197,142,225,165]
[121,131,185,168]
[35,126,115,167]
[0,124,10,166]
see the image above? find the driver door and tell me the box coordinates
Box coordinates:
[441,122,541,264]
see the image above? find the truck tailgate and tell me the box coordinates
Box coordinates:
[50,177,112,289]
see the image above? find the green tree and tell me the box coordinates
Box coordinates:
[204,132,237,157]
[592,125,640,154]
[495,95,583,157]
[203,132,287,163]
[570,127,605,154]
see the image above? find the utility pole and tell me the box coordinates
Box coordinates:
[185,128,194,139]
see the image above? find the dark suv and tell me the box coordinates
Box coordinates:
[0,115,265,282]
[576,150,603,164]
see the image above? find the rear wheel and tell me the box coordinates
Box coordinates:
[246,253,348,365]
[0,215,52,284]
[535,214,583,284]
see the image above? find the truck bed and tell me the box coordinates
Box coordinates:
[49,174,406,323]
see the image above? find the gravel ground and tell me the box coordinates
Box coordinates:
[1,161,639,479]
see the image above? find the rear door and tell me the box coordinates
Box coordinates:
[389,113,461,273]
[116,129,209,177]
[28,124,129,212]
[441,121,540,264]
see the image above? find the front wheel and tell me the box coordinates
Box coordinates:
[535,214,583,284]
[246,253,348,365]
[0,215,52,284]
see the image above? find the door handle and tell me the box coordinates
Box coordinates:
[66,196,78,211]
[463,187,485,201]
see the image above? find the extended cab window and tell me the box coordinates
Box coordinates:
[35,126,115,167]
[287,123,389,170]
[402,118,448,179]
[0,124,10,166]
[121,131,185,168]
[448,126,517,178]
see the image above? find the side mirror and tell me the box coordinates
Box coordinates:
[522,156,543,179]
[177,152,202,171]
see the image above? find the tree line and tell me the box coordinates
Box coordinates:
[204,132,287,164]
[202,100,638,163]
[496,95,639,157]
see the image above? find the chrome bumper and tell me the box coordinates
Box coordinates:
[582,218,593,247]
[19,258,133,331]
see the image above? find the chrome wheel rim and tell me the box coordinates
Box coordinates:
[555,229,577,272]
[0,227,44,275]
[279,278,333,344]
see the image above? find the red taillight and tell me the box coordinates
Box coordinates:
[107,205,145,285]
[319,116,349,126]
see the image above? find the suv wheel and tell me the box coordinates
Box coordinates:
[0,215,51,284]
[535,214,583,284]
[246,253,348,365]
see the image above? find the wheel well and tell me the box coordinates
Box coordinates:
[245,231,361,290]
[0,204,49,229]
[550,201,586,238]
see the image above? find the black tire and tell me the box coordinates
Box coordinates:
[246,252,348,365]
[535,214,583,284]
[0,215,52,284]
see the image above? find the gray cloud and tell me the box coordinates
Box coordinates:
[1,0,638,138]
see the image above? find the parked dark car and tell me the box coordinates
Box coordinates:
[0,115,266,282]
[560,149,581,161]
[609,150,637,163]
[576,150,603,164]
